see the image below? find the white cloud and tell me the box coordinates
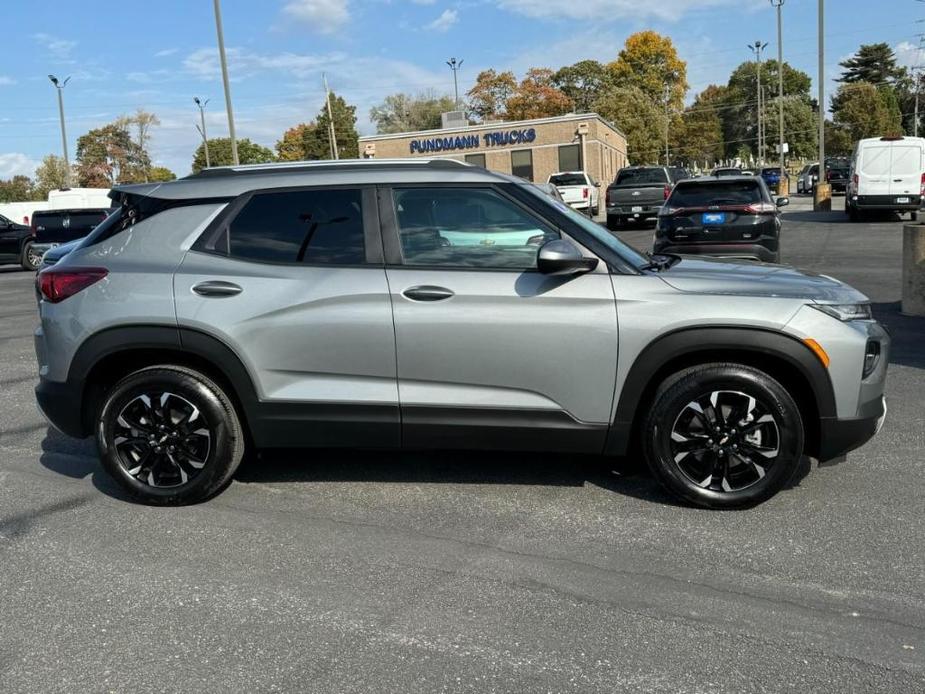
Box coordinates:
[894,41,924,71]
[32,33,77,60]
[426,9,458,32]
[0,76,15,86]
[155,47,179,58]
[497,0,743,21]
[184,47,345,81]
[282,0,350,34]
[0,153,40,178]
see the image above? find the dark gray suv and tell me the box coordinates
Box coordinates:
[34,159,889,508]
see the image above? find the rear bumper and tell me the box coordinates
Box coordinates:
[817,396,886,462]
[852,194,922,210]
[35,377,87,438]
[653,242,778,262]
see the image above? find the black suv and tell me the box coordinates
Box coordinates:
[654,175,788,263]
[0,213,41,271]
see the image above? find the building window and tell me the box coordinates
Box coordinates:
[511,149,533,182]
[465,153,486,167]
[558,144,581,172]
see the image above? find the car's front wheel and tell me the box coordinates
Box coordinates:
[642,363,804,509]
[97,365,245,505]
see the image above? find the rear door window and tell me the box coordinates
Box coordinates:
[860,146,891,176]
[669,181,763,207]
[226,189,365,265]
[890,145,921,176]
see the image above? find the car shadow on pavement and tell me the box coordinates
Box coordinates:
[872,301,925,370]
[38,428,135,501]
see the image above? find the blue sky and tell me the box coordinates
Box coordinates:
[1,0,921,178]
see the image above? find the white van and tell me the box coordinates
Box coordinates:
[846,136,925,221]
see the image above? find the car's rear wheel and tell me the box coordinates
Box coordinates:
[642,363,804,509]
[97,365,245,505]
[20,240,42,271]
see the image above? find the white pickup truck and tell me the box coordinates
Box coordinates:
[548,171,599,215]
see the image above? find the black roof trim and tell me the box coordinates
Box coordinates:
[185,158,472,180]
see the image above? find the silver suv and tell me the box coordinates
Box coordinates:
[34,160,889,508]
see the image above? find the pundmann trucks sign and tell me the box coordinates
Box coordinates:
[409,128,537,154]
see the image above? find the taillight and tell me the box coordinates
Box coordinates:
[743,202,778,214]
[920,172,925,196]
[663,184,672,199]
[38,267,108,303]
[852,173,858,187]
[826,170,832,181]
[583,187,589,199]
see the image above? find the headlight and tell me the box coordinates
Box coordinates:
[810,303,873,321]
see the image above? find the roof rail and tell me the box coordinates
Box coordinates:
[186,158,472,179]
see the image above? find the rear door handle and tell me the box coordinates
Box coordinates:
[192,280,243,297]
[402,285,454,302]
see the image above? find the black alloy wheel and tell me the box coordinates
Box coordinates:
[21,241,42,271]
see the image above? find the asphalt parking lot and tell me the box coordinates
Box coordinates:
[1,195,923,692]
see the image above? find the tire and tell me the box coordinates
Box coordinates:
[911,211,918,221]
[591,205,599,217]
[96,365,245,505]
[607,217,623,231]
[641,363,804,509]
[20,240,42,271]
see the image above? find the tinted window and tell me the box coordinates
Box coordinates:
[668,181,763,207]
[549,173,587,186]
[69,209,110,231]
[558,144,581,172]
[227,189,365,265]
[393,187,557,269]
[511,150,533,181]
[712,168,742,177]
[761,168,782,175]
[465,153,486,167]
[615,168,668,185]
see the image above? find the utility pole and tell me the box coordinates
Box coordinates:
[213,0,238,165]
[446,58,463,111]
[323,73,339,160]
[194,97,211,168]
[771,0,786,193]
[749,41,768,164]
[817,0,825,185]
[47,75,71,188]
[664,83,671,165]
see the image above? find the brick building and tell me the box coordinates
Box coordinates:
[358,113,628,185]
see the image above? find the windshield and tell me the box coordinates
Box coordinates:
[615,168,667,185]
[518,184,649,269]
[669,181,763,207]
[761,168,782,175]
[713,169,742,177]
[549,173,587,186]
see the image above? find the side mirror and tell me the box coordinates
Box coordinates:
[776,197,790,207]
[537,239,598,276]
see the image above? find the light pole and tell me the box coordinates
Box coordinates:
[47,74,71,188]
[213,0,238,165]
[446,58,463,111]
[664,83,671,165]
[749,41,768,164]
[771,0,785,193]
[194,97,211,168]
[817,0,825,188]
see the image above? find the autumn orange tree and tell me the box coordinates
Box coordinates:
[467,69,517,121]
[608,30,688,111]
[505,69,573,120]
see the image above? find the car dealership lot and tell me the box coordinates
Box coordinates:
[1,197,923,692]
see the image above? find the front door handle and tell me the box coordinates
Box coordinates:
[192,280,243,298]
[402,285,454,302]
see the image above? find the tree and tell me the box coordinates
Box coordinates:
[33,155,70,199]
[370,91,458,134]
[505,68,573,120]
[467,69,517,121]
[192,138,275,173]
[275,123,320,161]
[608,31,688,112]
[760,96,818,159]
[594,86,664,165]
[0,175,34,202]
[127,109,160,182]
[838,43,905,85]
[831,82,903,142]
[147,166,176,182]
[825,120,854,157]
[679,85,726,165]
[75,121,148,187]
[302,92,359,160]
[553,60,611,112]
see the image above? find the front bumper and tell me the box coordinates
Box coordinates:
[818,395,886,462]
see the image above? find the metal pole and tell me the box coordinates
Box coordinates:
[213,0,238,165]
[818,0,825,184]
[664,83,670,165]
[447,58,463,111]
[323,73,338,160]
[195,98,211,168]
[48,75,71,188]
[773,0,785,191]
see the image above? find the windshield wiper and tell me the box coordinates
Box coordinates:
[641,252,681,272]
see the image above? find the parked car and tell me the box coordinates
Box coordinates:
[796,164,814,194]
[825,162,849,193]
[605,166,684,230]
[846,136,925,221]
[548,171,599,215]
[31,207,113,257]
[760,167,787,192]
[0,213,42,270]
[711,167,744,177]
[35,159,888,509]
[654,175,787,263]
